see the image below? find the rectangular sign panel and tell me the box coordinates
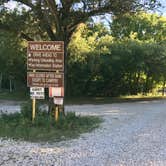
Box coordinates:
[27,72,64,88]
[30,87,44,99]
[49,87,64,97]
[27,41,64,71]
[53,97,64,105]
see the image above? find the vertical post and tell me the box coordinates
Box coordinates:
[32,70,36,122]
[55,105,59,122]
[63,42,67,115]
[32,98,36,122]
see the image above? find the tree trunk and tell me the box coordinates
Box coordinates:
[62,41,68,115]
[135,72,141,94]
[162,80,166,96]
[0,73,2,92]
[9,78,12,92]
[143,73,150,95]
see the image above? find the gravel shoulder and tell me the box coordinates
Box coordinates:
[1,100,166,166]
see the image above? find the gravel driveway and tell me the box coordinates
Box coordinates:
[1,100,166,166]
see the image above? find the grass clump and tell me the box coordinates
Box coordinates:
[0,102,102,142]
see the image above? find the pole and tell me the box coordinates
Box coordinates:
[32,70,36,122]
[32,98,36,122]
[55,105,59,122]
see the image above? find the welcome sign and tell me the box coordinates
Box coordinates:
[27,41,64,71]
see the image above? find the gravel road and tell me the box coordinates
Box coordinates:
[1,100,166,166]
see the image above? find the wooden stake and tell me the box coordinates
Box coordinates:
[55,106,59,122]
[32,70,36,122]
[32,98,36,122]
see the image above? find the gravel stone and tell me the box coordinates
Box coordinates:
[1,100,166,165]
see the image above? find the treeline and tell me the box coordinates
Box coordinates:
[0,12,166,97]
[0,32,26,92]
[67,12,166,96]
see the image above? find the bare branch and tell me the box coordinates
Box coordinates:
[44,0,61,35]
[14,0,34,8]
[33,1,56,40]
[20,32,34,41]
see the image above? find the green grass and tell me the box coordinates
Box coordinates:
[0,90,166,104]
[0,90,28,101]
[65,95,166,105]
[0,102,102,142]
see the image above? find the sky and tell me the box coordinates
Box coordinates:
[3,0,166,17]
[4,0,166,14]
[156,0,166,16]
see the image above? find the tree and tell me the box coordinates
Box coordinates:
[0,0,161,42]
[110,12,166,42]
[0,30,26,92]
[0,0,161,103]
[68,23,113,96]
[0,0,160,56]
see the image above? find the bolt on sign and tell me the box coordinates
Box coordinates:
[27,72,64,88]
[30,87,45,99]
[27,41,64,71]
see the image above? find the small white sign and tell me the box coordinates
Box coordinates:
[30,87,44,99]
[49,87,64,97]
[53,97,63,105]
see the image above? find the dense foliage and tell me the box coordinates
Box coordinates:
[0,31,26,92]
[0,1,165,97]
[0,1,161,98]
[67,13,166,96]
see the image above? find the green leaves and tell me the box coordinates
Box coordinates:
[111,12,166,42]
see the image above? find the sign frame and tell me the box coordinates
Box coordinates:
[27,72,64,88]
[27,41,64,71]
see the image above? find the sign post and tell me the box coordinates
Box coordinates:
[32,70,36,122]
[32,98,36,122]
[27,41,64,122]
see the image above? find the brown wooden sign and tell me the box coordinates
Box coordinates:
[27,72,64,88]
[27,41,64,71]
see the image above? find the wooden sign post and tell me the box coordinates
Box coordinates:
[27,41,64,122]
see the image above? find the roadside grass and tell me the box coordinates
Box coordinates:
[0,90,28,101]
[0,90,166,104]
[0,102,102,142]
[65,95,166,105]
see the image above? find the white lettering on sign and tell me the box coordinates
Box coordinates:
[27,72,64,88]
[27,41,64,71]
[30,44,61,51]
[30,87,44,99]
[30,87,44,92]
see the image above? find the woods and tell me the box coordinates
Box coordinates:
[0,0,165,97]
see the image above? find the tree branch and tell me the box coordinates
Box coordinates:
[34,2,56,40]
[20,32,34,41]
[44,0,61,35]
[13,0,34,8]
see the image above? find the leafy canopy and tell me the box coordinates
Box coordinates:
[0,0,161,43]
